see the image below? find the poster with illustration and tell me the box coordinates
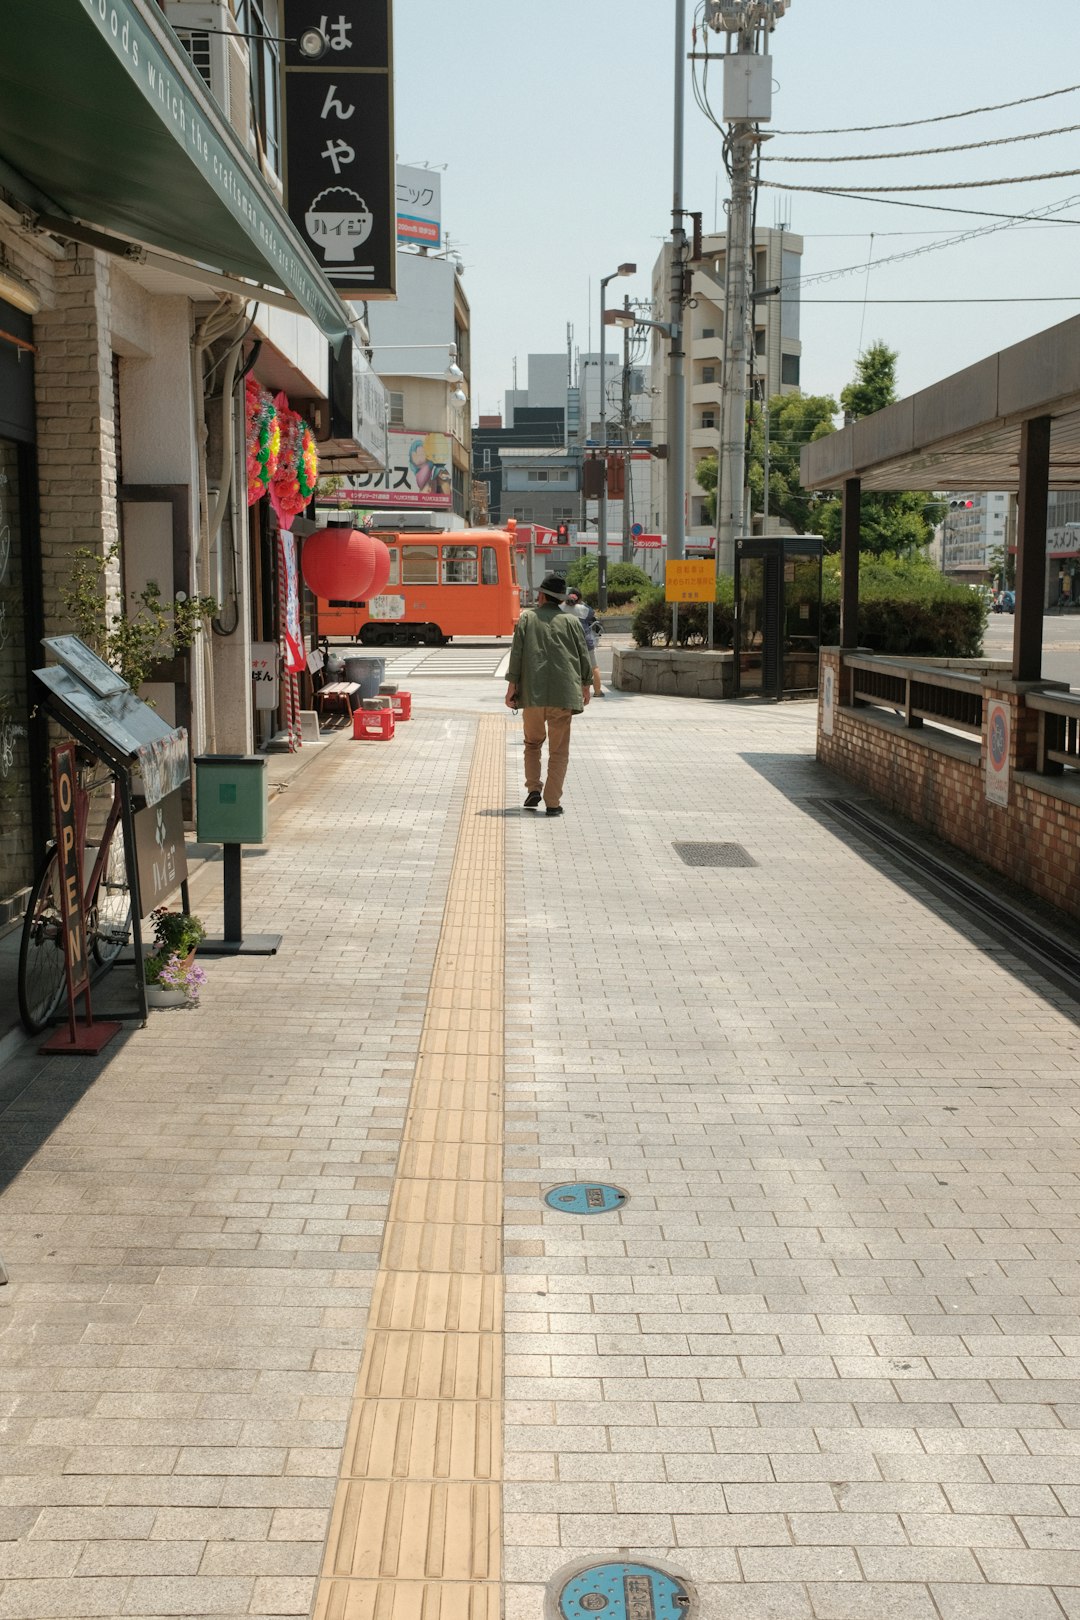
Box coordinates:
[339,429,453,508]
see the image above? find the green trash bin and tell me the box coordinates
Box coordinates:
[195,755,269,844]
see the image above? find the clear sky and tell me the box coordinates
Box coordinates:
[390,0,1080,421]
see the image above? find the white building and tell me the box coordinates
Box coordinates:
[940,492,1009,583]
[649,226,803,569]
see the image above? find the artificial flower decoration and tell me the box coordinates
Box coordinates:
[270,393,319,526]
[245,377,280,506]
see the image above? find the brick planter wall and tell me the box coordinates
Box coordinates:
[818,647,1080,922]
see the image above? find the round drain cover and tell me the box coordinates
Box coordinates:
[544,1182,627,1214]
[559,1562,691,1620]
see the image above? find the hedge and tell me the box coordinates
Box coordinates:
[631,554,986,658]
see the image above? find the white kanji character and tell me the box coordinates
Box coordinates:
[320,83,355,121]
[321,138,355,175]
[319,13,352,50]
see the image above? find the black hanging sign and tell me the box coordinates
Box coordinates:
[282,2,395,300]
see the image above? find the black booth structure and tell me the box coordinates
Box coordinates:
[734,535,824,701]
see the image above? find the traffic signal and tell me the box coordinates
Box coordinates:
[948,499,974,509]
[555,522,569,544]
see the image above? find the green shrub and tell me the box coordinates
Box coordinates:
[576,561,652,609]
[821,553,986,656]
[632,576,735,648]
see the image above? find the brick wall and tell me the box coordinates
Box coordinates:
[819,648,1080,922]
[32,245,120,628]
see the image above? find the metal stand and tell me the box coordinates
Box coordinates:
[197,844,281,956]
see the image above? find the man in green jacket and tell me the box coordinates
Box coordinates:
[505,574,593,817]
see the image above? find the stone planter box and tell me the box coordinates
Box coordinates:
[612,647,734,699]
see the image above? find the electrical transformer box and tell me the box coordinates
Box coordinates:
[723,52,773,122]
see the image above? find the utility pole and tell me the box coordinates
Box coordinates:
[708,0,791,575]
[621,295,633,564]
[666,0,687,568]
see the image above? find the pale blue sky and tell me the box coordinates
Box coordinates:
[391,0,1080,419]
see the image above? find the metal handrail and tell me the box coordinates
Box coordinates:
[845,653,985,736]
[1028,689,1080,775]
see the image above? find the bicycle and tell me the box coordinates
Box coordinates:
[17,752,132,1034]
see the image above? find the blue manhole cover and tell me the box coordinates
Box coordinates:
[544,1182,628,1214]
[559,1562,691,1620]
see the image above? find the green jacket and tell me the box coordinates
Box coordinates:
[507,604,593,712]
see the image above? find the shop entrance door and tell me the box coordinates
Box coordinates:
[734,536,823,700]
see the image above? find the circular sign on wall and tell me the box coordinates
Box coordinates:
[985,697,1011,807]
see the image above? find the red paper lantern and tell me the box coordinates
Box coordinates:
[367,537,392,598]
[300,528,377,601]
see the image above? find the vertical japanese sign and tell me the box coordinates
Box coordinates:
[282,2,395,299]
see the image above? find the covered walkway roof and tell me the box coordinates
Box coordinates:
[801,314,1080,493]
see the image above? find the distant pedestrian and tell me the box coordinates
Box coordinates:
[564,587,604,697]
[505,574,593,817]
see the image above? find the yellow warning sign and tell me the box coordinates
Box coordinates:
[665,559,715,603]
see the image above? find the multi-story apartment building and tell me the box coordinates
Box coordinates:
[940,492,1009,584]
[649,226,803,569]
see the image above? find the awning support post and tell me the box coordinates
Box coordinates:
[1014,416,1050,682]
[840,476,861,648]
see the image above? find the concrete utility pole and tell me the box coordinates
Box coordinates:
[708,0,791,575]
[666,0,688,566]
[621,296,633,564]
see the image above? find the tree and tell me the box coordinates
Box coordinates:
[821,343,944,555]
[841,340,898,420]
[696,393,839,535]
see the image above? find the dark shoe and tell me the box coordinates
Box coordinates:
[524,790,542,810]
[545,805,564,817]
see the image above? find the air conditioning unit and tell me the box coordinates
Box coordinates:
[166,3,254,157]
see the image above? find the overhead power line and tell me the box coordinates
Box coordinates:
[771,81,1080,136]
[779,190,1080,291]
[763,121,1080,164]
[762,168,1080,194]
[767,187,1080,224]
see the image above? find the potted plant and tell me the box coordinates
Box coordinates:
[143,908,207,1008]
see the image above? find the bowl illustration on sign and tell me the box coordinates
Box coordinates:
[305,188,373,262]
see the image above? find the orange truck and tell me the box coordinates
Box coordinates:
[316,527,521,646]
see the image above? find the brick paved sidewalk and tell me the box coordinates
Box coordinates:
[1,685,1080,1619]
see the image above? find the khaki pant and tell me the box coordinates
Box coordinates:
[522,707,574,808]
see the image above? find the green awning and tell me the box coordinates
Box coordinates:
[0,0,350,346]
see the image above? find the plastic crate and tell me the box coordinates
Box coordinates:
[352,708,395,741]
[391,691,412,721]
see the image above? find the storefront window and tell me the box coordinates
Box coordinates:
[0,439,33,915]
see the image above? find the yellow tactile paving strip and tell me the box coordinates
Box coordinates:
[314,717,505,1620]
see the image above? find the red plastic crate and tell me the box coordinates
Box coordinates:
[391,691,412,721]
[352,708,395,740]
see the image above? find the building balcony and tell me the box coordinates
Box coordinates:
[691,382,720,407]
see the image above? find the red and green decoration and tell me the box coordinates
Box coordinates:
[270,393,318,527]
[244,377,280,506]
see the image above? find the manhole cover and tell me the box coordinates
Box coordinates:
[672,841,756,868]
[544,1182,628,1214]
[559,1562,692,1620]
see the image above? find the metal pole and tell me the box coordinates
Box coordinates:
[598,281,609,610]
[666,0,687,566]
[621,296,632,565]
[761,395,770,536]
[717,99,754,577]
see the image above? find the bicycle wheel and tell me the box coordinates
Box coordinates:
[17,847,68,1034]
[91,820,132,966]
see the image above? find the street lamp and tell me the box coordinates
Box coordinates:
[598,263,636,609]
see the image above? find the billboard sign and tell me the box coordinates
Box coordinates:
[338,430,452,508]
[396,164,442,248]
[282,2,395,299]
